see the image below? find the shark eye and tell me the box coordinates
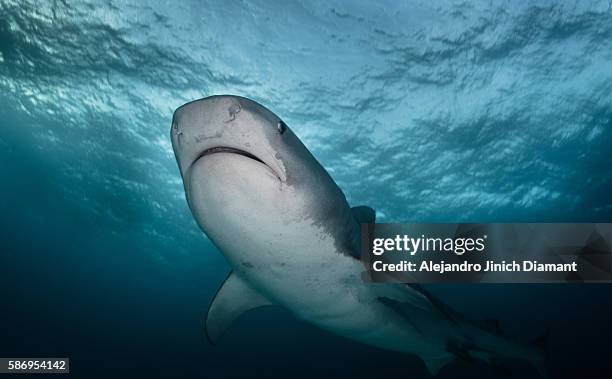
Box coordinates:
[277,120,287,135]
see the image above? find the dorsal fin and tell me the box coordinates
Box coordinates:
[205,271,272,344]
[351,205,376,224]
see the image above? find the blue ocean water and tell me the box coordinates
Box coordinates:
[0,1,611,378]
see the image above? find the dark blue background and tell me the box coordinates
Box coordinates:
[1,1,611,378]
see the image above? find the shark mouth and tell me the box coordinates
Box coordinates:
[198,146,266,165]
[194,146,281,181]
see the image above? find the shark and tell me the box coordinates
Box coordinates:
[170,95,545,376]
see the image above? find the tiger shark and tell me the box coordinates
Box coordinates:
[170,95,545,376]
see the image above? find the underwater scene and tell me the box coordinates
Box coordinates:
[1,1,611,378]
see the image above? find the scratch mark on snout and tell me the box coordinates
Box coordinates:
[195,131,223,143]
[172,122,184,143]
[226,103,242,122]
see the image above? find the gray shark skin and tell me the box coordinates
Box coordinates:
[171,95,545,376]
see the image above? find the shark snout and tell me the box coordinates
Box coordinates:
[171,95,288,183]
[171,96,241,171]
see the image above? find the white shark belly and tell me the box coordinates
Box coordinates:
[228,221,440,356]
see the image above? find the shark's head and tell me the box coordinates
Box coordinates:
[171,95,353,264]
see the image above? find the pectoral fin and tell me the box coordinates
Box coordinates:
[206,271,272,344]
